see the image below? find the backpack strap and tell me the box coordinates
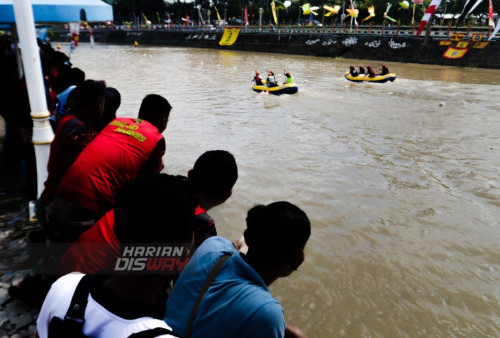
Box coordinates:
[64,274,92,324]
[184,253,231,338]
[48,274,92,338]
[128,327,179,338]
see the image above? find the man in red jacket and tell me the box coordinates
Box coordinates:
[47,94,171,244]
[56,150,239,275]
[40,80,106,207]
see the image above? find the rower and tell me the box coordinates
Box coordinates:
[379,64,390,76]
[283,71,294,84]
[349,65,359,77]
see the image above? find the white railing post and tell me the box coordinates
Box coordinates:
[13,0,54,198]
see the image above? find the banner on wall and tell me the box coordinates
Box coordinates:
[219,28,240,46]
[456,41,470,48]
[442,47,468,59]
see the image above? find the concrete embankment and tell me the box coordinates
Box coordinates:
[52,29,500,69]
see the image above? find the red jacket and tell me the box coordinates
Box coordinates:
[41,114,97,205]
[57,210,119,275]
[56,117,164,215]
[57,205,213,275]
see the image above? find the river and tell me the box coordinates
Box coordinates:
[67,43,500,337]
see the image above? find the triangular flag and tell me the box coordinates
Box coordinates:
[384,3,397,22]
[362,5,375,21]
[214,6,222,22]
[302,3,311,14]
[466,0,485,17]
[275,0,291,9]
[346,8,359,18]
[417,0,442,36]
[399,1,410,9]
[488,0,495,27]
[324,5,340,16]
[142,13,151,25]
[271,1,278,24]
[489,14,500,39]
[456,0,474,26]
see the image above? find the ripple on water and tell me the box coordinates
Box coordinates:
[66,44,500,337]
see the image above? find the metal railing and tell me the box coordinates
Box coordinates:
[87,24,497,40]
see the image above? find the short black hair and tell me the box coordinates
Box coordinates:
[71,79,106,110]
[114,174,197,245]
[190,150,238,197]
[138,94,172,122]
[68,67,86,87]
[244,201,311,262]
[96,87,121,131]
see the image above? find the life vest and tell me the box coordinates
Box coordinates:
[56,117,164,216]
[286,75,294,84]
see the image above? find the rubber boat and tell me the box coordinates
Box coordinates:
[252,80,299,95]
[344,72,397,83]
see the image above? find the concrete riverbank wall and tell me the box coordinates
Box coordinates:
[52,28,500,69]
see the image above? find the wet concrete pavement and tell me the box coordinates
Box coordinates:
[0,120,41,337]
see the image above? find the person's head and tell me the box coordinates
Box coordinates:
[96,87,121,131]
[68,67,86,87]
[349,65,354,69]
[51,66,85,93]
[114,173,197,246]
[68,79,106,124]
[188,150,238,209]
[255,71,259,75]
[138,94,172,133]
[244,201,311,277]
[286,72,291,76]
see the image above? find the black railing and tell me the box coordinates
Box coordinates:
[82,24,497,40]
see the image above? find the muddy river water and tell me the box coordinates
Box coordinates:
[67,43,500,337]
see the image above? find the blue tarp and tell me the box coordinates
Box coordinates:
[0,0,113,23]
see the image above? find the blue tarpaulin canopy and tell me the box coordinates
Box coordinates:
[0,0,113,23]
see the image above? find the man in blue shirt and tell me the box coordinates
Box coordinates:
[166,201,311,338]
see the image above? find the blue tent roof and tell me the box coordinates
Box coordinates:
[0,0,113,23]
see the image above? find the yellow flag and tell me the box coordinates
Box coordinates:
[346,8,359,18]
[324,5,340,16]
[302,3,311,14]
[214,6,222,22]
[472,42,489,49]
[271,1,278,24]
[442,47,468,59]
[456,41,469,48]
[362,5,375,22]
[219,28,240,46]
[471,33,484,41]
